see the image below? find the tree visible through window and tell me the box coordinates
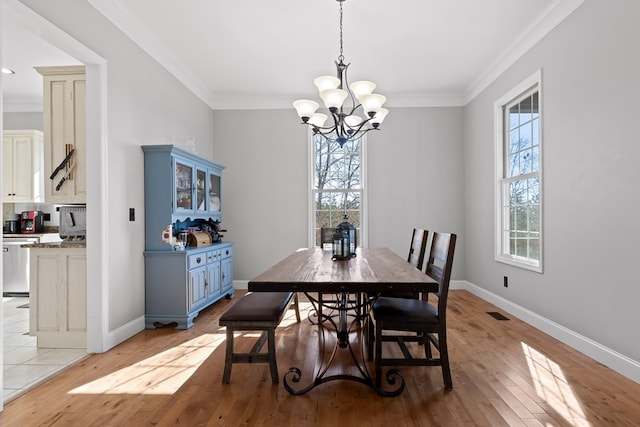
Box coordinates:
[495,71,542,272]
[312,134,363,247]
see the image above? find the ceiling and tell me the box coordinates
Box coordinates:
[2,0,584,112]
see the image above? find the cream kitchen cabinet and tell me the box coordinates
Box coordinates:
[2,130,44,202]
[29,247,86,348]
[35,65,86,203]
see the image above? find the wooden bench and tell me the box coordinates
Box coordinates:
[219,291,300,384]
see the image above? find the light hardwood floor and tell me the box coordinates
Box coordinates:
[2,290,639,426]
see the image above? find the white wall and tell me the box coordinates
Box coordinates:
[14,0,215,342]
[464,0,640,365]
[213,107,466,282]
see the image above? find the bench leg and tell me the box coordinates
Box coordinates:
[222,327,234,384]
[267,328,279,383]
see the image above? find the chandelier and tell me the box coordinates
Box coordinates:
[293,0,388,147]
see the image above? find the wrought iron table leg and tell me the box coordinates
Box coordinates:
[282,291,405,397]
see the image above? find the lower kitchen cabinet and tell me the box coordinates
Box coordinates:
[144,242,233,329]
[29,247,87,348]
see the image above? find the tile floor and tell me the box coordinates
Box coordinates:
[3,296,88,403]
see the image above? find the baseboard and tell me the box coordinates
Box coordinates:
[105,315,146,352]
[454,280,640,384]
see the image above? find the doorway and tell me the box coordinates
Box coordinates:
[1,0,108,407]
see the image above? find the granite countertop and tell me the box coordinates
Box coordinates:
[25,241,86,249]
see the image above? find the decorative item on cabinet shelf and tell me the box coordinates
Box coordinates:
[165,218,227,250]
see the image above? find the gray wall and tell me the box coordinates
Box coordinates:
[213,107,465,282]
[464,0,640,363]
[2,112,43,130]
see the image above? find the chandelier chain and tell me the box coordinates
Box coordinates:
[338,0,344,62]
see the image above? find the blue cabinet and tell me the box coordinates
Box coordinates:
[143,145,224,251]
[142,145,233,329]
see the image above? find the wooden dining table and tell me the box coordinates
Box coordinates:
[248,247,438,396]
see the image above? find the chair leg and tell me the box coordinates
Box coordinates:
[439,330,452,389]
[222,328,234,384]
[366,313,375,361]
[375,321,383,387]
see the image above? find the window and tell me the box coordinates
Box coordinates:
[309,134,367,248]
[495,71,542,272]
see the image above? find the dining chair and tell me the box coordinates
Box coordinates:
[372,232,457,389]
[365,228,429,357]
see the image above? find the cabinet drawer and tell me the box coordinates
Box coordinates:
[220,246,232,259]
[188,253,207,269]
[206,249,222,264]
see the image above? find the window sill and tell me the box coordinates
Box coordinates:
[495,255,543,273]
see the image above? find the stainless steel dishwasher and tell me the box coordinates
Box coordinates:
[3,236,40,295]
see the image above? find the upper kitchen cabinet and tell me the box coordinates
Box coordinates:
[142,145,225,251]
[2,130,44,203]
[35,65,86,203]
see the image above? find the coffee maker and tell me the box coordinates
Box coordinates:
[21,210,44,234]
[3,213,20,234]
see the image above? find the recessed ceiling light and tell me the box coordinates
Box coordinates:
[2,68,16,74]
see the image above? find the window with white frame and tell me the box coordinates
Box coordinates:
[309,134,366,248]
[495,71,542,272]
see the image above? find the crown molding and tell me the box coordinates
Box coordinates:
[463,0,586,104]
[210,91,466,110]
[88,0,216,109]
[88,0,585,110]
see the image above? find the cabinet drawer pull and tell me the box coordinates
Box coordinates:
[196,257,202,264]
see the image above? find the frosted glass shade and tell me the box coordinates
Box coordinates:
[360,94,387,116]
[344,115,362,129]
[370,108,389,126]
[320,89,348,110]
[293,99,320,120]
[308,113,328,128]
[349,81,376,102]
[314,76,341,92]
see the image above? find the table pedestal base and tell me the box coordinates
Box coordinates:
[282,292,405,397]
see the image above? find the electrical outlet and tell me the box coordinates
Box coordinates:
[129,208,135,221]
[503,276,508,288]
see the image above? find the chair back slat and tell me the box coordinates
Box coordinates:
[407,228,428,270]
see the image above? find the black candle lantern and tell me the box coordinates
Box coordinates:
[332,228,350,260]
[337,214,357,258]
